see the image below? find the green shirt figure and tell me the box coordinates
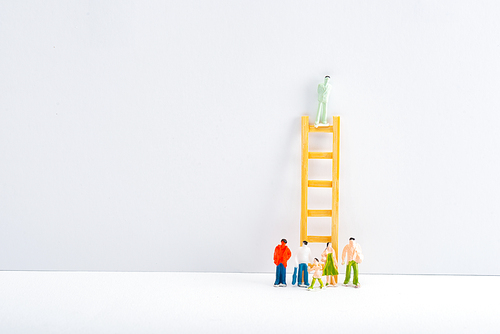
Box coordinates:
[315,76,332,128]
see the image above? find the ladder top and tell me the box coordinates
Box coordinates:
[309,125,334,133]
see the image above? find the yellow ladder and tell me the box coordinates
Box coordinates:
[300,116,340,277]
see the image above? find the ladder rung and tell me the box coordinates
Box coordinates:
[309,125,333,133]
[307,210,332,217]
[307,236,332,243]
[308,180,332,188]
[309,152,333,159]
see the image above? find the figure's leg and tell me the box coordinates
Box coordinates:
[352,262,359,286]
[315,103,322,126]
[344,262,352,285]
[320,103,327,124]
[292,267,297,285]
[279,264,286,285]
[303,266,309,286]
[319,278,324,289]
[274,266,280,286]
[297,264,303,285]
[308,278,317,289]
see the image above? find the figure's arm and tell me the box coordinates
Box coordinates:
[321,85,332,102]
[332,250,339,267]
[285,248,292,262]
[321,250,327,263]
[341,246,347,265]
[322,91,329,101]
[355,245,364,263]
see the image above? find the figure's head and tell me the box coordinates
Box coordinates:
[349,237,355,246]
[314,257,319,264]
[326,242,331,249]
[281,239,287,245]
[302,241,308,246]
[324,75,330,84]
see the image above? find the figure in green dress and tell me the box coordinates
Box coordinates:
[321,242,339,286]
[315,76,332,128]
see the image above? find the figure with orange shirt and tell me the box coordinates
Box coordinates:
[341,237,364,288]
[273,239,292,287]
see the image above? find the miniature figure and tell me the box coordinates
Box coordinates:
[341,237,364,288]
[321,242,339,286]
[314,75,332,128]
[294,240,312,287]
[307,258,324,290]
[274,239,292,287]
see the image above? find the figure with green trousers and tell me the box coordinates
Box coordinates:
[341,237,364,288]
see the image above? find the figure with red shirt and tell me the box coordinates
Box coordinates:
[273,239,292,287]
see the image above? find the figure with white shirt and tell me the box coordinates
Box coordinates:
[341,237,364,288]
[294,240,313,287]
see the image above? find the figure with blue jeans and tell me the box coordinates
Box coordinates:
[293,240,312,287]
[273,239,291,287]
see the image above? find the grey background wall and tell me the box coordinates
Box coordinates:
[1,1,499,274]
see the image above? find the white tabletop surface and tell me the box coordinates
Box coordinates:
[0,271,498,333]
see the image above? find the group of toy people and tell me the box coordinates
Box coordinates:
[273,237,363,289]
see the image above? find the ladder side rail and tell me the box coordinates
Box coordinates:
[331,116,340,283]
[300,116,310,246]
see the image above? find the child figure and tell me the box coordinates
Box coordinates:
[308,258,324,290]
[321,242,339,287]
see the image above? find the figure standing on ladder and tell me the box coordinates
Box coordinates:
[315,75,332,128]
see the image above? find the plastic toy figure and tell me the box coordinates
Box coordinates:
[341,237,364,288]
[307,258,324,290]
[314,75,332,128]
[292,266,298,285]
[273,239,292,287]
[321,242,339,286]
[293,240,312,287]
